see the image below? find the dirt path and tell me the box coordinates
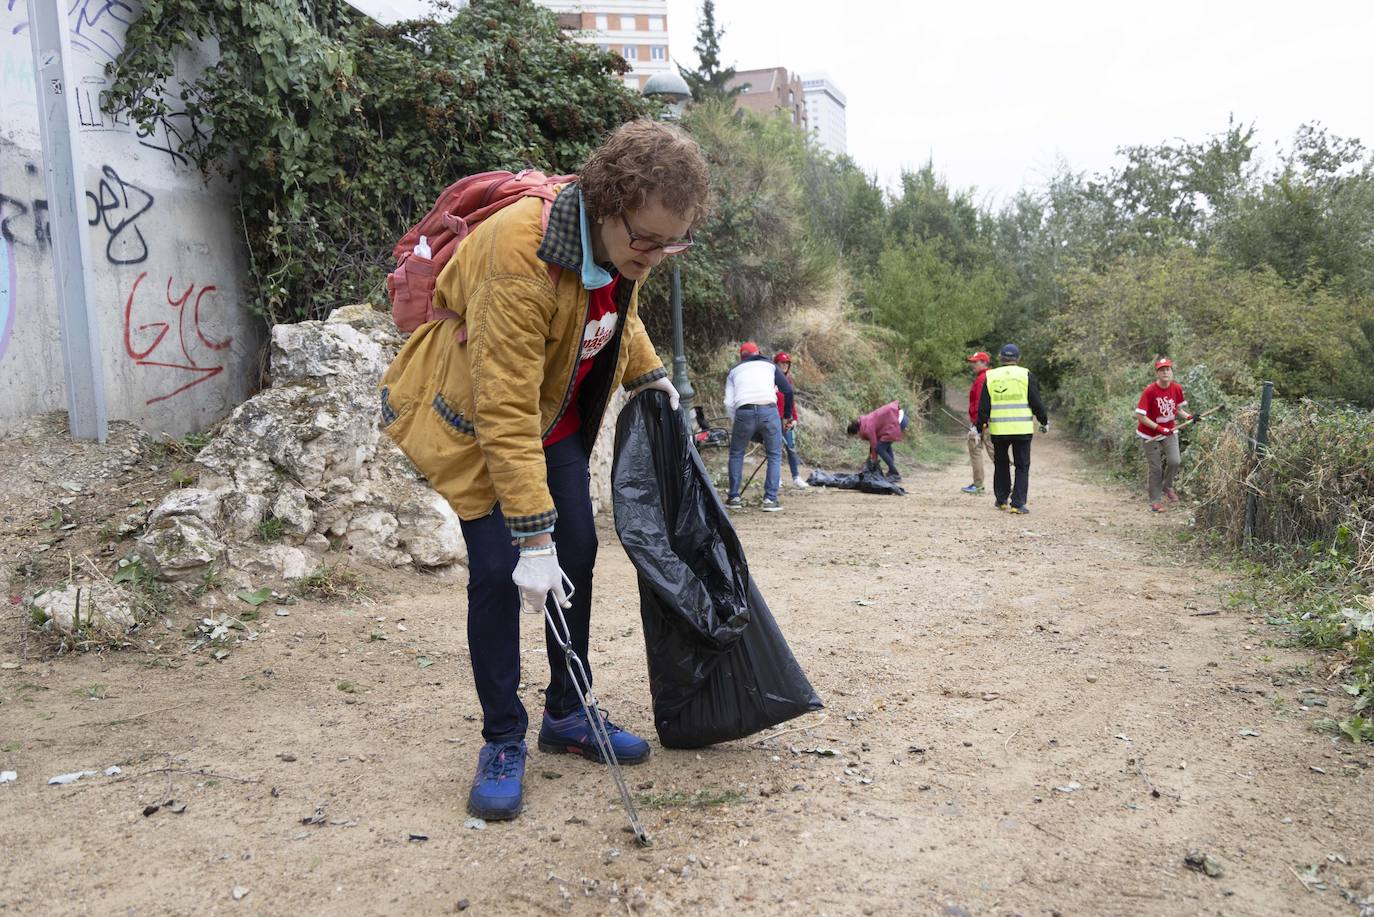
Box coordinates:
[2,432,1372,916]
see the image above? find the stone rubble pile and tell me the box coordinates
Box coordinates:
[136,305,466,583]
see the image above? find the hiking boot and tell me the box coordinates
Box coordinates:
[792,476,810,489]
[885,470,902,482]
[725,496,743,510]
[961,485,981,495]
[1150,502,1164,513]
[1009,505,1030,515]
[1166,488,1180,503]
[760,499,783,512]
[467,740,526,821]
[538,709,650,765]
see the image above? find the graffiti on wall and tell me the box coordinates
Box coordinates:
[8,0,134,63]
[0,161,154,265]
[0,229,13,362]
[123,271,232,404]
[3,0,205,168]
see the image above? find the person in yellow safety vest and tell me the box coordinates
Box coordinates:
[976,344,1048,514]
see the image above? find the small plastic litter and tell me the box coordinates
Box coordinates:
[48,770,98,785]
[104,765,122,777]
[0,771,16,784]
[463,818,486,831]
[1055,781,1081,793]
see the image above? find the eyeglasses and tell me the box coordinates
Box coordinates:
[621,215,694,255]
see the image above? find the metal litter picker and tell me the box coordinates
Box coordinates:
[537,578,651,847]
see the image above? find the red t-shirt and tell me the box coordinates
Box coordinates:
[543,277,619,447]
[1136,381,1187,440]
[775,374,797,421]
[968,368,988,425]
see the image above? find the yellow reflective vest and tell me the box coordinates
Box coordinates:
[985,365,1034,436]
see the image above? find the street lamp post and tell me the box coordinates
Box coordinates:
[641,71,696,434]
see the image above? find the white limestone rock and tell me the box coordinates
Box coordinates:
[271,486,314,541]
[395,491,466,568]
[345,510,409,566]
[29,584,138,636]
[136,516,225,580]
[148,487,224,526]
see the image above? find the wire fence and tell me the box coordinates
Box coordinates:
[1185,387,1374,579]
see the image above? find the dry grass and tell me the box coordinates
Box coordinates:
[1188,400,1374,576]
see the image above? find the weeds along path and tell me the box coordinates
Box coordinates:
[1,433,1371,915]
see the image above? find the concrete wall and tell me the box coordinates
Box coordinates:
[0,0,262,437]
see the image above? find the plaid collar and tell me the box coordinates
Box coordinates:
[537,183,587,273]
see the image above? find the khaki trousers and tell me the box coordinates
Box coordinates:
[1142,434,1181,503]
[968,428,995,488]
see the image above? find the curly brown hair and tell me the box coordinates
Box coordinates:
[580,119,712,226]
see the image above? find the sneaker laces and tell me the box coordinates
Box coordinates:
[558,707,623,737]
[482,743,524,781]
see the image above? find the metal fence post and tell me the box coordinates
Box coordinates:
[1242,381,1274,544]
[28,0,108,442]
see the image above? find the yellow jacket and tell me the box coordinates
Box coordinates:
[379,185,665,536]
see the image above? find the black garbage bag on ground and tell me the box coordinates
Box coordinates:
[612,391,823,748]
[806,464,906,495]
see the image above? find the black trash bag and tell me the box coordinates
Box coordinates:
[612,391,823,748]
[806,465,906,496]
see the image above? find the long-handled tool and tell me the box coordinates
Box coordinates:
[541,581,651,847]
[1174,404,1227,432]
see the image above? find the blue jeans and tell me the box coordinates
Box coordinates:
[873,413,910,474]
[456,436,597,743]
[782,425,800,479]
[728,404,783,502]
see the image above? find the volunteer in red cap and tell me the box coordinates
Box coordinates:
[961,351,994,495]
[1135,357,1199,513]
[773,351,808,489]
[723,341,793,511]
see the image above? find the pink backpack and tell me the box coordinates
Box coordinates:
[386,169,575,333]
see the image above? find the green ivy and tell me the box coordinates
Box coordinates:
[106,0,650,325]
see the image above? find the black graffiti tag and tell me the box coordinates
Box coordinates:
[86,164,153,265]
[0,194,49,247]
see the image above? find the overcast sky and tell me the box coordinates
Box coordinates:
[663,0,1374,206]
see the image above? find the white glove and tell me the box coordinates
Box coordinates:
[634,376,679,410]
[512,546,570,614]
[969,425,978,436]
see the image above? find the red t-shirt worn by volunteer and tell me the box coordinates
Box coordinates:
[1135,381,1187,441]
[543,276,619,447]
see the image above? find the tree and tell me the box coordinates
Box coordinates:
[868,238,1006,388]
[678,0,741,102]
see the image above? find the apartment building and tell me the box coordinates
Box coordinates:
[802,74,847,155]
[727,67,808,132]
[536,1,673,91]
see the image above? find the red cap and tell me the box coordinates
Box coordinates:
[773,350,791,364]
[1155,358,1173,370]
[739,341,760,357]
[967,351,990,363]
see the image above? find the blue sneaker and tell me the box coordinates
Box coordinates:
[961,485,981,495]
[467,741,526,820]
[538,709,651,765]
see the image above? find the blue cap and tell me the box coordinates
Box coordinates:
[999,343,1021,359]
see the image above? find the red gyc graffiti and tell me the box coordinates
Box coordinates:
[122,271,233,404]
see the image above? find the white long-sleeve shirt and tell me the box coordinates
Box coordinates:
[724,356,793,420]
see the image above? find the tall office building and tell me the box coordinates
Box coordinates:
[802,74,847,156]
[536,2,673,91]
